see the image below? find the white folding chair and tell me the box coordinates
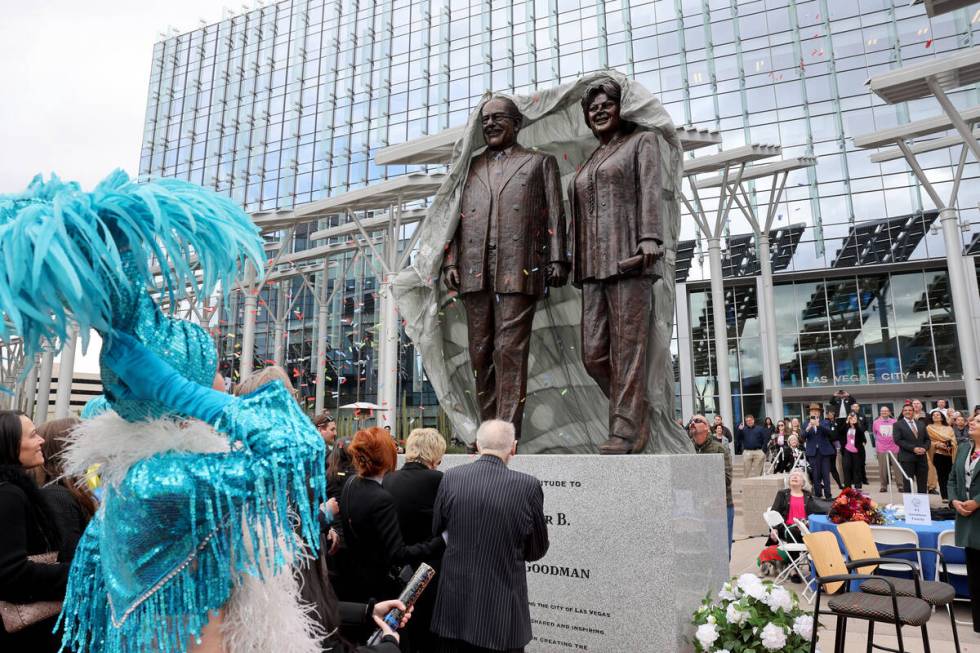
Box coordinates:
[763,509,814,601]
[869,525,922,577]
[937,529,968,583]
[937,528,973,628]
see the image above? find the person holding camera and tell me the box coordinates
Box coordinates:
[804,403,835,500]
[735,414,768,478]
[841,412,868,490]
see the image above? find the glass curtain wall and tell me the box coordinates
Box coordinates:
[690,267,965,420]
[143,1,980,414]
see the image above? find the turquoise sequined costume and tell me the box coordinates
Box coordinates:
[0,171,327,652]
[61,381,326,652]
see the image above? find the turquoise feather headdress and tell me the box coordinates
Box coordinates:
[0,170,265,420]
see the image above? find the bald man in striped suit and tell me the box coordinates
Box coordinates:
[431,420,549,653]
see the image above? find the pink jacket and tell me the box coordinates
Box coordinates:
[873,417,899,454]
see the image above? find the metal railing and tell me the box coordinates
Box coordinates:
[885,450,917,497]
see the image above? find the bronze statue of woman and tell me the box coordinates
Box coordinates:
[569,78,667,454]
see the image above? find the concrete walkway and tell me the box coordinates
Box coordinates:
[727,460,978,651]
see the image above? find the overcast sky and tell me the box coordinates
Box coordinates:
[0,1,233,371]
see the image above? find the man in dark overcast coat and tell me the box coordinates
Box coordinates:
[430,419,549,653]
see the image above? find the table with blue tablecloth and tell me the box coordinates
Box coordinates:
[808,515,969,598]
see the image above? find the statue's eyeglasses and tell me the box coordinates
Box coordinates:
[587,100,617,114]
[481,112,517,125]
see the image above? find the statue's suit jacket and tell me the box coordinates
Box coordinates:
[444,144,567,296]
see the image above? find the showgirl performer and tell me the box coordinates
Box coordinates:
[0,172,328,652]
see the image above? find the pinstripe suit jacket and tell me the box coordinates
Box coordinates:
[430,455,549,650]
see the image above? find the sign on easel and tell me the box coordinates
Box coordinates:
[903,493,932,525]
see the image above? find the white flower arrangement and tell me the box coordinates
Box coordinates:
[760,623,788,650]
[691,575,816,653]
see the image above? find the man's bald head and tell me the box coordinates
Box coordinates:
[476,419,517,460]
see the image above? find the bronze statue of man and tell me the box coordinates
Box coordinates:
[569,79,666,455]
[442,97,568,447]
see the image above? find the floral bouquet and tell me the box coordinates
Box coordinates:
[827,487,885,525]
[691,574,815,652]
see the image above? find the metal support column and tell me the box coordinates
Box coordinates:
[757,232,783,417]
[315,272,330,415]
[892,140,980,408]
[940,207,980,407]
[19,358,39,417]
[273,284,286,367]
[706,237,733,427]
[240,266,258,381]
[34,350,54,422]
[54,328,77,419]
[702,160,811,419]
[675,282,695,419]
[376,207,399,431]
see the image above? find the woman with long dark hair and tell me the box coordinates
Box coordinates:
[327,437,356,499]
[841,411,867,489]
[0,410,70,652]
[927,409,957,501]
[949,414,980,633]
[36,417,97,563]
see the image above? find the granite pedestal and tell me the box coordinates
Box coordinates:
[741,474,787,537]
[433,453,729,652]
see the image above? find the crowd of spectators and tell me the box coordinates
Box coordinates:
[705,392,979,500]
[0,366,549,653]
[4,367,980,650]
[694,396,980,631]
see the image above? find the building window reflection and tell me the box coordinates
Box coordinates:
[766,269,962,389]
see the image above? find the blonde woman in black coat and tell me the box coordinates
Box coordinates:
[0,410,70,652]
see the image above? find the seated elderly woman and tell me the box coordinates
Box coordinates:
[766,469,822,579]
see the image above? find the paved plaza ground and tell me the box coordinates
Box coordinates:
[728,457,979,652]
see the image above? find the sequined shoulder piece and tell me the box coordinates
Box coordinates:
[59,381,326,653]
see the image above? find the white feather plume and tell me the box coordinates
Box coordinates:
[61,410,230,487]
[222,552,325,653]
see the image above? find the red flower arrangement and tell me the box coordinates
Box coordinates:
[827,487,885,525]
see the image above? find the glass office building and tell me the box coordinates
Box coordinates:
[140,0,980,422]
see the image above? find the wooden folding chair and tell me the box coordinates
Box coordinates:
[839,521,959,653]
[803,530,932,653]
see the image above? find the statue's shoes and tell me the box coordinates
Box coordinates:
[599,435,634,455]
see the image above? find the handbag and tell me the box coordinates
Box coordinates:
[809,497,833,515]
[0,552,63,633]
